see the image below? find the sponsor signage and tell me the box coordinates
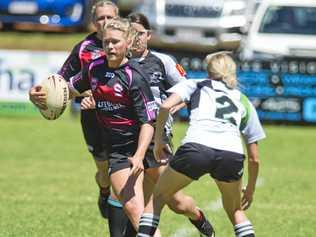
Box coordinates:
[158,49,316,124]
[238,59,316,123]
[0,49,68,116]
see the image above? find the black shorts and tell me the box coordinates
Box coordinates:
[169,142,245,182]
[143,135,174,170]
[108,142,169,175]
[80,109,111,161]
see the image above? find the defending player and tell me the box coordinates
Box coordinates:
[137,52,266,237]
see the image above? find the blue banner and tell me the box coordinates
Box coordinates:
[158,49,316,124]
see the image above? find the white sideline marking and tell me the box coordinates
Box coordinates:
[256,177,265,187]
[206,197,222,211]
[171,227,195,237]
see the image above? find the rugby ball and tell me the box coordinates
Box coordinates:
[39,74,69,120]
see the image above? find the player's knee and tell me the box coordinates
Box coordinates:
[168,200,185,215]
[124,200,143,217]
[167,194,192,215]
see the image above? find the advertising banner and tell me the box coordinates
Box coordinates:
[159,49,316,124]
[0,49,68,116]
[1,49,316,124]
[238,59,316,123]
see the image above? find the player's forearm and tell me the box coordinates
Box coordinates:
[134,123,154,159]
[155,93,183,142]
[67,82,91,100]
[170,101,186,114]
[246,142,260,190]
[68,88,77,100]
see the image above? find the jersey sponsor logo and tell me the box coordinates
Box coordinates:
[176,63,187,77]
[97,101,124,111]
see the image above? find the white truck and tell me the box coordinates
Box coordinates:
[137,0,251,51]
[240,0,316,60]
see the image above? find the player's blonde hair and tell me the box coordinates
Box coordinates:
[102,17,137,56]
[205,51,238,89]
[91,0,119,22]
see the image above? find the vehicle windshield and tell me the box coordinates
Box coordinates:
[259,6,316,35]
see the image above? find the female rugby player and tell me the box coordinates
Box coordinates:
[138,52,266,237]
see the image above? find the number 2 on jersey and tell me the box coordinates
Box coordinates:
[215,95,238,125]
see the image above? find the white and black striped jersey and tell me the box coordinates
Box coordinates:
[168,79,266,154]
[135,51,187,139]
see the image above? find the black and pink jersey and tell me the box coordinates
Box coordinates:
[69,56,157,147]
[58,32,104,81]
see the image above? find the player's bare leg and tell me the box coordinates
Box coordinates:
[215,179,255,237]
[139,166,214,237]
[111,168,161,237]
[145,166,200,219]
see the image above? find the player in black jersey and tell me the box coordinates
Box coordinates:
[29,1,132,236]
[58,2,119,221]
[70,17,160,235]
[30,16,156,236]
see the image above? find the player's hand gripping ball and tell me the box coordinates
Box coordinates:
[39,74,69,120]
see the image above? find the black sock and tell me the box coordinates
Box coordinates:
[123,220,137,237]
[108,201,129,237]
[189,209,215,236]
[189,210,204,227]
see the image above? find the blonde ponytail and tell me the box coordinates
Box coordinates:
[205,51,237,89]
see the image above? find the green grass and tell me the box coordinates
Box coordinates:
[0,113,316,237]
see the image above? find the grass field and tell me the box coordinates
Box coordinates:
[0,31,315,236]
[0,112,315,237]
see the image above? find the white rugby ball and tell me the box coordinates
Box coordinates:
[39,74,69,120]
